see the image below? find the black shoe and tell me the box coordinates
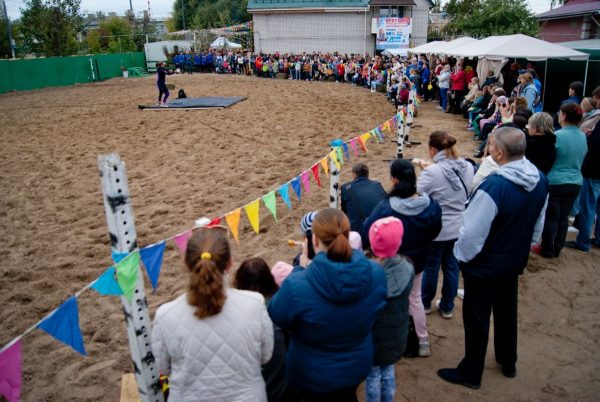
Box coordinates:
[473,151,484,158]
[565,241,589,253]
[437,368,481,390]
[501,365,517,378]
[591,239,600,249]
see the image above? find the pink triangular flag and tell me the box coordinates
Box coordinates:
[349,138,359,157]
[173,230,192,254]
[0,340,22,402]
[300,171,311,194]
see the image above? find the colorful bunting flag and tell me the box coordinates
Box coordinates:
[371,130,381,143]
[349,138,359,157]
[262,191,278,221]
[358,136,367,153]
[140,241,166,292]
[383,121,391,133]
[207,217,222,227]
[335,146,344,164]
[111,250,128,264]
[342,143,350,160]
[311,164,322,187]
[329,150,341,170]
[173,230,192,254]
[91,267,123,296]
[244,200,260,234]
[0,340,22,402]
[278,183,292,209]
[320,157,329,177]
[225,209,241,243]
[291,177,302,201]
[37,296,86,356]
[115,252,140,302]
[300,171,311,194]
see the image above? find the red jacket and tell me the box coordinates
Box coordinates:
[451,70,467,91]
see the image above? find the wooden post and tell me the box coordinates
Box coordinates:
[98,154,164,402]
[396,110,405,159]
[329,140,342,209]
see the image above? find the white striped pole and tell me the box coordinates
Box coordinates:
[329,140,342,209]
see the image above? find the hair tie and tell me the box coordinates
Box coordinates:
[201,252,212,261]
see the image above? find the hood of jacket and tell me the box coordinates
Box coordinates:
[380,256,414,298]
[306,250,378,304]
[389,193,431,216]
[495,158,541,192]
[433,151,470,192]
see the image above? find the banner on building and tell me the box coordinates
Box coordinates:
[376,18,412,50]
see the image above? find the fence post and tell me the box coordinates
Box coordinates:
[329,140,342,209]
[396,109,405,159]
[98,154,164,402]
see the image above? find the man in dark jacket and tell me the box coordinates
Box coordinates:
[438,127,549,389]
[341,163,386,233]
[567,87,600,252]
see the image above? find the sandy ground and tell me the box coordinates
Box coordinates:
[0,74,598,401]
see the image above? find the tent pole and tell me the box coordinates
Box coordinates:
[583,58,589,95]
[543,59,548,108]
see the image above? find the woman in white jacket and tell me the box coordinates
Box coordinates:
[415,131,474,318]
[152,227,274,402]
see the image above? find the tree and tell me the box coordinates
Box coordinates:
[0,19,21,58]
[172,0,251,30]
[443,0,538,38]
[19,0,83,56]
[431,0,442,13]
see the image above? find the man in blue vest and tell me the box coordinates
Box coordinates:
[341,163,386,233]
[438,127,549,389]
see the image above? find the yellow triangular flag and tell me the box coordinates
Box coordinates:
[320,157,329,177]
[383,121,390,133]
[244,199,260,234]
[330,150,341,170]
[225,209,241,244]
[360,132,371,145]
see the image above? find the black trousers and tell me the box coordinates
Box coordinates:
[299,385,358,402]
[541,184,581,257]
[457,274,518,383]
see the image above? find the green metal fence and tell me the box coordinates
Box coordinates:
[0,52,146,94]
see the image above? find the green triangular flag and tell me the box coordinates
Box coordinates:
[115,251,139,302]
[336,146,344,165]
[262,191,278,222]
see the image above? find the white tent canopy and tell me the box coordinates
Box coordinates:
[446,34,589,61]
[210,36,242,49]
[409,41,447,55]
[425,37,478,55]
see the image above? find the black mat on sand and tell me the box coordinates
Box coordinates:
[138,96,246,110]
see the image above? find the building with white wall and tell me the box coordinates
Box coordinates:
[248,0,433,55]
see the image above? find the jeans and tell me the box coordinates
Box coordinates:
[541,184,581,257]
[421,240,459,313]
[366,365,395,402]
[575,178,600,250]
[440,87,448,111]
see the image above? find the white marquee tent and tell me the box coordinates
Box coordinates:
[409,40,447,55]
[210,36,242,49]
[417,37,478,56]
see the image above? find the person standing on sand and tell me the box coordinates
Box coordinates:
[438,127,548,389]
[156,61,174,106]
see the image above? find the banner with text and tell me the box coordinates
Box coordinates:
[376,18,412,51]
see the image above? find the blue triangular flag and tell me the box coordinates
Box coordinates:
[140,241,166,292]
[290,177,302,201]
[342,143,350,160]
[37,296,87,355]
[111,250,128,264]
[278,183,292,210]
[91,267,123,296]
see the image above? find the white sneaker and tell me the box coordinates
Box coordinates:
[436,299,453,319]
[567,226,579,234]
[424,305,432,315]
[418,341,431,357]
[457,289,465,299]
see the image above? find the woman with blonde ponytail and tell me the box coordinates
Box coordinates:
[152,227,274,402]
[269,208,387,402]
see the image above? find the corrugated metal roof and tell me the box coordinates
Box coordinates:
[536,1,600,20]
[248,0,370,10]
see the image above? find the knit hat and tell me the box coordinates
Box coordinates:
[368,217,404,258]
[300,211,318,235]
[349,231,363,251]
[271,261,293,286]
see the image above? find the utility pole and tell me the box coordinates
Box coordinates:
[1,0,15,58]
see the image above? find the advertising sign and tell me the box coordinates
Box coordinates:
[376,17,412,50]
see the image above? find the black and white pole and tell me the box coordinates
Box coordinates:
[404,100,414,145]
[98,154,164,402]
[396,110,405,159]
[329,140,342,209]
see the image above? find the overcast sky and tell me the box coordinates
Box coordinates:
[3,0,557,20]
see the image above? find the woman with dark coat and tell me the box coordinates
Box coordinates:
[525,112,557,175]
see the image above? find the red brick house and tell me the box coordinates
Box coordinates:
[536,0,600,43]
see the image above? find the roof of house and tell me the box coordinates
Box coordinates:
[536,0,600,20]
[369,0,416,5]
[247,0,370,10]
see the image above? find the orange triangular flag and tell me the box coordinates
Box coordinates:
[244,199,260,234]
[225,209,241,243]
[320,157,329,177]
[358,136,368,152]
